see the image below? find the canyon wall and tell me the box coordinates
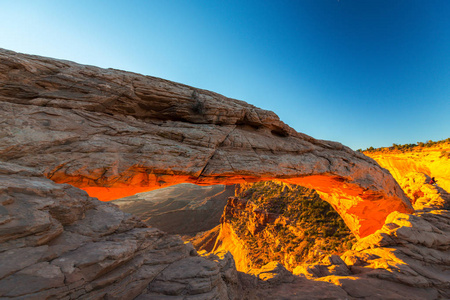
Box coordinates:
[365,143,450,194]
[0,48,412,238]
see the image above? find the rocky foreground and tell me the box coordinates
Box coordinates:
[0,49,449,299]
[1,162,449,299]
[0,162,239,299]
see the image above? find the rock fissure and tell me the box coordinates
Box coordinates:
[198,125,237,179]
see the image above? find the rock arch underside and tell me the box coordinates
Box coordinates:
[0,48,413,240]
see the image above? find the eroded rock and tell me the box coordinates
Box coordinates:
[0,163,239,299]
[298,184,450,299]
[0,48,413,238]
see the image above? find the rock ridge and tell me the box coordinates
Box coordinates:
[0,48,412,238]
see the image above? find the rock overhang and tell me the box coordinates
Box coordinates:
[0,48,413,239]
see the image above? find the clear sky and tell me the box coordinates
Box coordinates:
[1,0,449,150]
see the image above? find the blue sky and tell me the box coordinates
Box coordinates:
[1,0,449,150]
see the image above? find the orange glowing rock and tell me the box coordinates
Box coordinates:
[63,172,412,239]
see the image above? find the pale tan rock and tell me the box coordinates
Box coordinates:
[293,255,351,279]
[338,208,450,298]
[146,256,227,298]
[0,246,49,280]
[397,171,450,210]
[0,262,64,298]
[240,272,349,300]
[0,163,238,299]
[0,48,413,238]
[321,276,439,300]
[248,261,294,283]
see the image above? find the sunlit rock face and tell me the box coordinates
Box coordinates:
[365,143,450,195]
[295,195,450,300]
[291,153,450,300]
[398,172,450,211]
[2,49,449,300]
[0,48,412,238]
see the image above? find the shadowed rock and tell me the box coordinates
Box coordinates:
[0,162,239,299]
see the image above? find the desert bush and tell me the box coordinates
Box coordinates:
[363,138,450,153]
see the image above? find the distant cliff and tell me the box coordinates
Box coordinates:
[113,183,234,236]
[365,140,450,205]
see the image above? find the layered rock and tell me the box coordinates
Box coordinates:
[5,163,446,299]
[1,161,355,299]
[0,162,239,299]
[365,142,450,194]
[0,48,412,238]
[398,172,450,211]
[195,176,450,298]
[292,171,450,299]
[1,48,449,299]
[298,207,450,299]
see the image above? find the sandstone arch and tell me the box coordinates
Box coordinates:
[0,48,413,239]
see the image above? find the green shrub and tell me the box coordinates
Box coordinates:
[363,138,450,153]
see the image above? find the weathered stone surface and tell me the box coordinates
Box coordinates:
[397,172,450,211]
[0,163,239,299]
[0,48,412,238]
[113,183,235,236]
[1,48,449,299]
[293,255,351,279]
[0,262,65,298]
[202,166,450,298]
